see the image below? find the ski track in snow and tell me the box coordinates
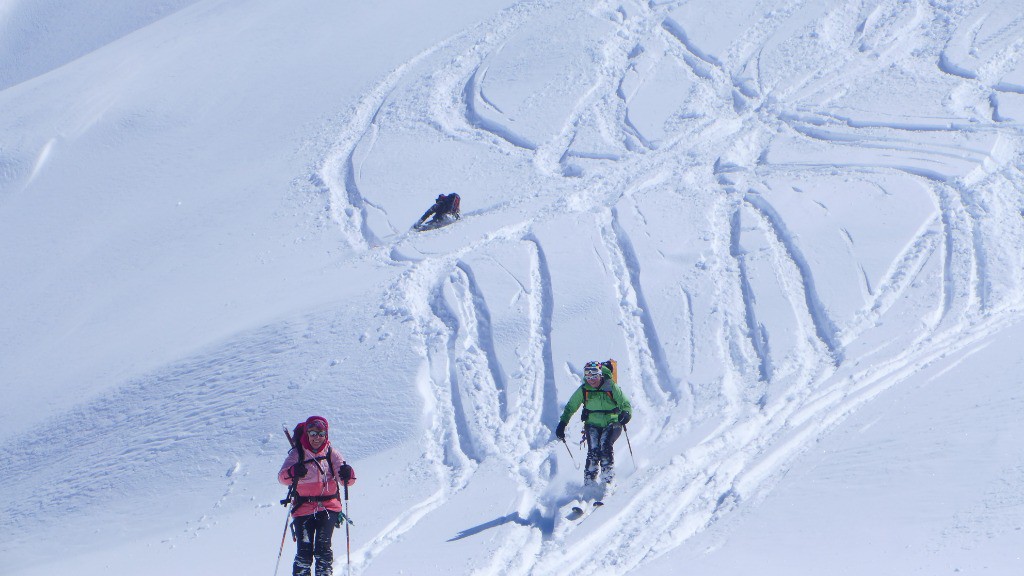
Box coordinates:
[307,0,1024,573]
[0,1,1021,574]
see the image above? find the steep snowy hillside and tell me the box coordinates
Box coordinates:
[0,0,203,90]
[2,1,1023,575]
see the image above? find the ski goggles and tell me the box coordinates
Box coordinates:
[307,429,327,438]
[584,369,602,379]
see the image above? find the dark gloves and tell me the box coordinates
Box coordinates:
[338,463,354,482]
[555,421,567,441]
[291,462,307,478]
[619,411,631,426]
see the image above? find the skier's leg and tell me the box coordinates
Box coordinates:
[583,425,600,486]
[599,425,622,484]
[432,213,455,227]
[312,510,337,576]
[292,515,315,576]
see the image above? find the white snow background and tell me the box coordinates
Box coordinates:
[2,0,1023,574]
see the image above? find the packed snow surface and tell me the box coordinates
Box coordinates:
[1,0,1023,574]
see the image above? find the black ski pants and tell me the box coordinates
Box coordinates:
[292,510,338,576]
[584,423,622,484]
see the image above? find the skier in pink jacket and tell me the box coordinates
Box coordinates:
[278,416,356,576]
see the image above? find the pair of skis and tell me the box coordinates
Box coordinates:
[566,499,603,521]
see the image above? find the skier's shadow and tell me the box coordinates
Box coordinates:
[448,492,586,541]
[447,508,553,541]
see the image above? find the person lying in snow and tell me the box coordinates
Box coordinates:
[414,193,461,230]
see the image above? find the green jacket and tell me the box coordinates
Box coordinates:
[559,373,632,428]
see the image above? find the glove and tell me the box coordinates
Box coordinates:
[338,463,354,482]
[555,421,567,441]
[291,462,307,478]
[618,411,631,426]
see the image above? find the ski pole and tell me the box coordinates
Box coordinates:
[274,425,299,576]
[273,505,292,576]
[561,438,579,469]
[623,424,637,470]
[343,479,352,571]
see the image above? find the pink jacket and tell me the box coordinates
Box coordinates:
[278,440,356,517]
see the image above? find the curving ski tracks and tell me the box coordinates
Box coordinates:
[318,0,1024,573]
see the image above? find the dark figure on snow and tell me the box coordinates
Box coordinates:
[556,360,633,487]
[278,416,356,576]
[414,192,461,229]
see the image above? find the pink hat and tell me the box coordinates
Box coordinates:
[305,415,329,433]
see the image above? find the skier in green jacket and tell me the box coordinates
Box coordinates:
[556,360,633,486]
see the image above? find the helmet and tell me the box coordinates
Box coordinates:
[437,194,446,202]
[583,361,603,380]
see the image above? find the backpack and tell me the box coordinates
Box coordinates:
[447,193,460,216]
[601,359,617,382]
[289,422,306,458]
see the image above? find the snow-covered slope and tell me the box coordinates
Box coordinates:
[2,1,1023,575]
[0,0,203,91]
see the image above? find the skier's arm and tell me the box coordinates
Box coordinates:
[613,384,632,416]
[417,205,437,225]
[559,386,585,424]
[277,449,300,485]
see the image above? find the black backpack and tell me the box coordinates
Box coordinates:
[439,193,460,216]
